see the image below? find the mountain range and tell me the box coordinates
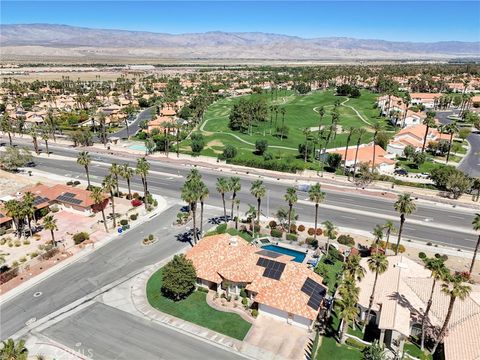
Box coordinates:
[1,24,479,62]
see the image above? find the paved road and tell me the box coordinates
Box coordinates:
[1,205,217,339]
[437,110,480,177]
[109,106,154,139]
[42,302,246,360]
[4,135,476,248]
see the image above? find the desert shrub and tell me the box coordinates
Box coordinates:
[66,181,73,186]
[251,309,258,317]
[419,252,427,259]
[240,289,247,298]
[29,251,39,258]
[14,240,21,247]
[268,220,277,229]
[0,228,6,236]
[23,240,30,245]
[72,232,89,245]
[316,228,323,236]
[120,219,128,226]
[270,228,283,238]
[306,237,318,248]
[19,256,27,263]
[307,228,315,236]
[298,224,305,232]
[50,205,59,213]
[289,224,297,234]
[148,234,154,241]
[132,192,140,199]
[216,223,227,234]
[130,213,138,221]
[131,199,143,207]
[74,180,81,185]
[0,238,6,245]
[286,233,298,241]
[337,234,355,246]
[196,286,209,293]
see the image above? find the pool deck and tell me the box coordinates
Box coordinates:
[253,237,317,266]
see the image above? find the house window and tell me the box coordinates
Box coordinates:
[411,323,422,338]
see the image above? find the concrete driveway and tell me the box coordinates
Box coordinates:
[242,314,310,360]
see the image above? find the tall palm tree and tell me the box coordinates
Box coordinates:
[394,193,416,255]
[444,122,458,163]
[110,163,121,195]
[343,127,356,176]
[284,187,298,233]
[181,170,201,244]
[77,151,92,188]
[216,177,229,223]
[0,114,13,146]
[41,126,50,156]
[422,111,436,153]
[91,186,108,232]
[280,107,286,140]
[121,163,134,199]
[250,180,266,225]
[382,220,396,253]
[302,128,311,162]
[29,126,39,155]
[308,183,325,242]
[372,224,384,245]
[317,105,325,133]
[103,174,118,229]
[419,255,448,351]
[229,177,241,219]
[22,191,36,237]
[199,181,209,236]
[43,214,58,246]
[0,338,28,360]
[136,157,150,209]
[322,220,338,254]
[371,122,384,172]
[363,253,389,333]
[431,273,472,354]
[469,213,480,274]
[336,279,359,343]
[352,128,367,178]
[4,199,22,237]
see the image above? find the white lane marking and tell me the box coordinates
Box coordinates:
[341,215,357,220]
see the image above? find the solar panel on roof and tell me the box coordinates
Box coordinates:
[63,192,76,198]
[69,199,82,205]
[257,257,268,267]
[302,277,327,310]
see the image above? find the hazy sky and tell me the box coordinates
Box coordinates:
[2,1,480,42]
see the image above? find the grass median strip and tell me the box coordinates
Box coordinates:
[146,268,252,340]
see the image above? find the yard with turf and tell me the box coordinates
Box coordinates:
[179,90,389,162]
[146,268,252,340]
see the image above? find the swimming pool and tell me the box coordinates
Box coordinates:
[261,244,306,263]
[128,144,147,152]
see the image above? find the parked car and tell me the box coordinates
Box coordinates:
[394,168,408,176]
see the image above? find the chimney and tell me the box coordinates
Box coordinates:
[229,236,238,247]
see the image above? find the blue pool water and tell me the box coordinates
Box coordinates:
[128,144,147,152]
[261,245,306,263]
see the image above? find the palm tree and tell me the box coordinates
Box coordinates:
[121,163,134,199]
[352,128,366,178]
[284,187,298,233]
[0,114,13,146]
[422,111,436,153]
[308,183,325,242]
[371,122,384,172]
[363,253,389,333]
[229,177,241,219]
[372,224,384,245]
[431,273,471,354]
[444,122,458,163]
[91,186,108,232]
[136,157,150,209]
[322,220,337,254]
[280,107,286,140]
[234,198,240,230]
[77,151,92,188]
[0,338,28,360]
[42,214,58,247]
[469,213,480,274]
[41,126,50,156]
[4,199,22,237]
[22,191,35,237]
[336,281,359,343]
[181,170,201,244]
[343,127,356,176]
[394,193,416,255]
[419,255,448,351]
[382,220,396,253]
[30,126,39,155]
[103,174,118,229]
[317,105,325,133]
[216,177,229,223]
[250,180,266,225]
[303,128,311,162]
[343,254,366,281]
[198,181,209,236]
[110,163,121,195]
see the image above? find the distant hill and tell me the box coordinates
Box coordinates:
[1,24,479,61]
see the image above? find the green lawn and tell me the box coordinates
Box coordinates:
[181,89,388,161]
[315,257,344,296]
[397,159,444,173]
[146,268,252,340]
[404,342,433,360]
[316,336,362,360]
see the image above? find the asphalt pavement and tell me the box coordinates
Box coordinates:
[41,302,246,360]
[109,106,154,139]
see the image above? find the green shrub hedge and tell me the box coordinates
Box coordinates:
[270,228,283,238]
[73,232,89,245]
[286,233,298,241]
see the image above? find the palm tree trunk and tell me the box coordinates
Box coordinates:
[142,177,148,209]
[257,198,261,224]
[200,200,204,236]
[431,296,456,355]
[127,178,132,198]
[340,319,349,344]
[235,202,239,230]
[446,133,454,163]
[384,229,391,253]
[422,126,429,153]
[110,194,116,228]
[343,137,350,176]
[421,279,437,350]
[101,208,108,232]
[395,215,405,255]
[192,203,198,245]
[50,229,56,247]
[85,166,91,188]
[469,235,480,274]
[352,142,361,178]
[371,137,377,172]
[287,204,292,233]
[230,192,236,219]
[222,194,227,223]
[313,204,319,241]
[8,132,12,146]
[45,140,49,156]
[363,272,379,333]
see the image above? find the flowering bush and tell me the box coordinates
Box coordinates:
[131,199,143,207]
[298,224,305,232]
